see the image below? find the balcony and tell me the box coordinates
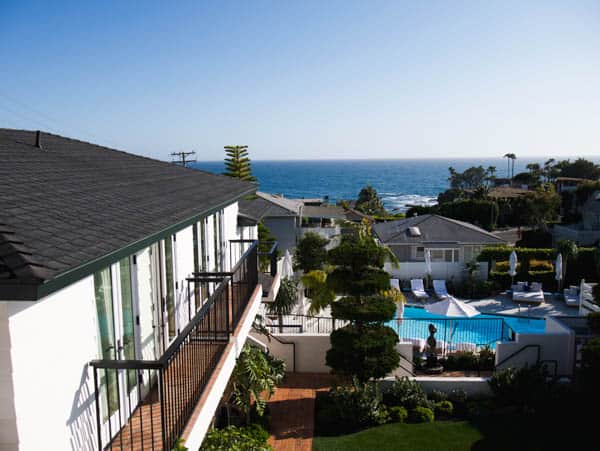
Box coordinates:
[90,240,277,450]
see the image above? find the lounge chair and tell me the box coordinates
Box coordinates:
[563,286,579,307]
[433,279,450,299]
[410,279,429,300]
[512,281,544,304]
[390,278,401,291]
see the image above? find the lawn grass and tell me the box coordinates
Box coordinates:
[312,420,482,451]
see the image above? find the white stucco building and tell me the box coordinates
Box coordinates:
[0,129,276,450]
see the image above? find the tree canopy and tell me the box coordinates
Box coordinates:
[223,145,257,181]
[356,185,387,216]
[294,232,329,272]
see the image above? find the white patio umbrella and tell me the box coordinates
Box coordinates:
[425,249,432,276]
[509,251,518,286]
[555,253,563,290]
[281,249,294,279]
[425,297,480,318]
[425,297,480,352]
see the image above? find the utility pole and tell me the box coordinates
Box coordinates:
[170,151,197,167]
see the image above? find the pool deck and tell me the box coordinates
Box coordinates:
[406,292,578,318]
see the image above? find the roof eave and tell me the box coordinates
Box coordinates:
[7,186,256,302]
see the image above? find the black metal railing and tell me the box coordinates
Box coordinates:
[90,242,259,451]
[265,313,514,351]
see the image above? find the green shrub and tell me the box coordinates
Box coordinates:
[327,324,400,382]
[529,259,553,271]
[587,312,600,332]
[581,337,600,384]
[315,379,386,434]
[428,390,448,403]
[331,294,396,322]
[201,425,272,451]
[389,406,408,423]
[382,377,428,410]
[448,388,468,405]
[478,345,495,371]
[434,400,454,418]
[444,351,478,371]
[409,406,435,423]
[488,364,549,413]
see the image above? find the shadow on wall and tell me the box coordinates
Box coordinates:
[66,364,97,451]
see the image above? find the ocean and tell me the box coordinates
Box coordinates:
[191,158,578,213]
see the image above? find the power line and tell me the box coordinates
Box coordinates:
[170,151,196,167]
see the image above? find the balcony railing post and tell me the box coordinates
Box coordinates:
[159,368,168,450]
[92,367,102,451]
[270,243,278,277]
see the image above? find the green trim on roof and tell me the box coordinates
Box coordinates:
[33,187,255,300]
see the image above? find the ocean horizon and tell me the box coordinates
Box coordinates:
[192,157,599,213]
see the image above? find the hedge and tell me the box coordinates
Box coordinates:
[482,246,599,288]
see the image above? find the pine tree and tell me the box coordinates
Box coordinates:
[223,145,256,181]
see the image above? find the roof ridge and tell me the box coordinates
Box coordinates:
[0,128,249,185]
[432,214,502,240]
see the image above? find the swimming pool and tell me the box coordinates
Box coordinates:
[387,305,546,349]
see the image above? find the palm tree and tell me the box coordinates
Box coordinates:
[231,345,285,424]
[486,166,497,186]
[267,278,297,332]
[503,153,517,182]
[300,269,335,314]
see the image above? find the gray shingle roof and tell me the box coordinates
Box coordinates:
[373,214,505,245]
[238,196,298,221]
[0,129,255,299]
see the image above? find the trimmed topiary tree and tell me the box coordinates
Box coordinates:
[325,235,400,381]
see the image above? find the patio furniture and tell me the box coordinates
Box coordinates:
[432,279,450,299]
[410,279,429,300]
[512,281,544,304]
[563,286,579,307]
[425,296,479,317]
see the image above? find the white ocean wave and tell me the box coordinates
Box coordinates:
[380,193,438,213]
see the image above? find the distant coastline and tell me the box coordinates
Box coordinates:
[193,157,592,212]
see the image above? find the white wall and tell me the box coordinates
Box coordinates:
[258,332,413,376]
[384,261,489,283]
[6,277,99,451]
[0,302,18,451]
[495,318,574,376]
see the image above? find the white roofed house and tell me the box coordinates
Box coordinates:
[372,214,505,281]
[0,130,279,450]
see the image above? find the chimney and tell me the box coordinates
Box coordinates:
[35,131,43,149]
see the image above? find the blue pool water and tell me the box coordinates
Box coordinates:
[387,306,546,349]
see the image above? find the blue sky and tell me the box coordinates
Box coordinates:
[1,0,599,160]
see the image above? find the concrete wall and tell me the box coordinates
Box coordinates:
[260,333,413,377]
[495,317,574,376]
[4,277,99,451]
[384,261,488,283]
[413,377,492,399]
[0,303,18,451]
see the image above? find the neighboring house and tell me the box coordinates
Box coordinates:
[238,192,303,254]
[554,190,600,245]
[373,214,505,281]
[0,130,278,451]
[555,176,591,194]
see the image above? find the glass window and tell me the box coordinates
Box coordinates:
[453,249,460,262]
[94,267,118,419]
[431,250,444,261]
[164,237,176,339]
[119,257,137,392]
[192,224,201,311]
[444,250,453,262]
[416,247,424,259]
